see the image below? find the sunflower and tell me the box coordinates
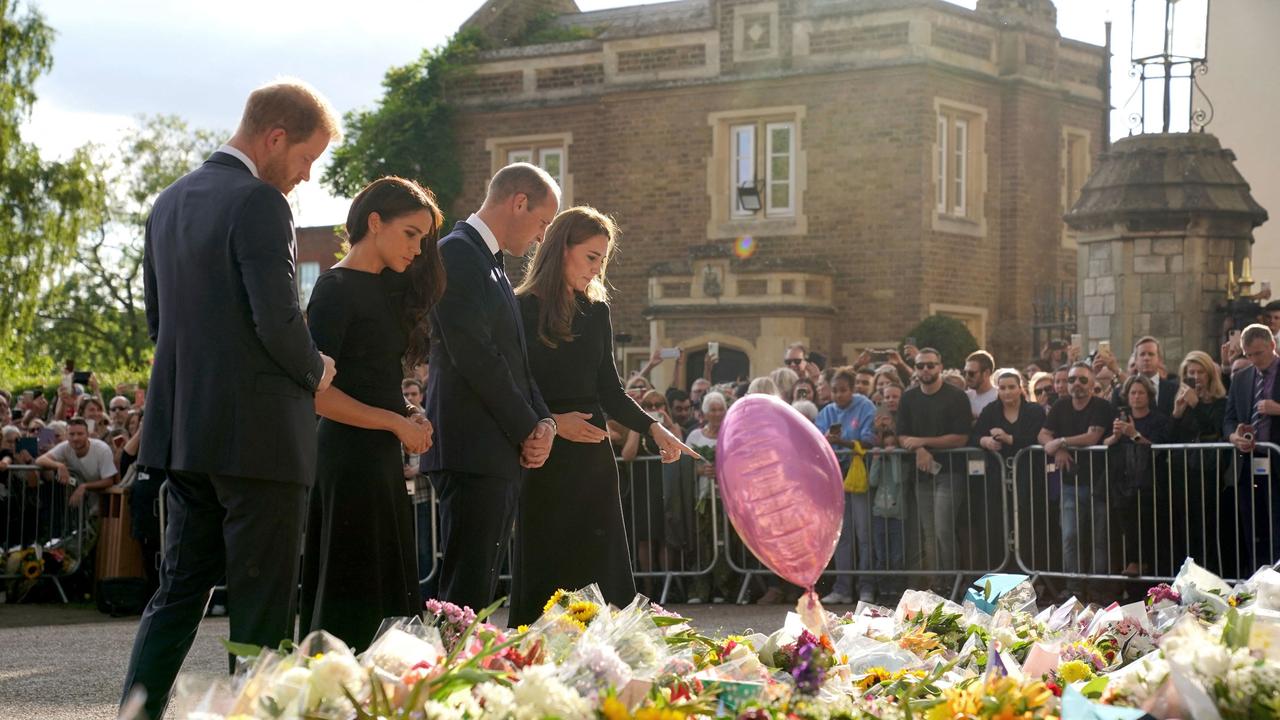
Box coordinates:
[543,588,570,613]
[567,600,600,626]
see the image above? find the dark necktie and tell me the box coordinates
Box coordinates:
[1251,366,1267,427]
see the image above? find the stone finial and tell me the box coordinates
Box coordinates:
[461,0,581,47]
[976,0,1058,33]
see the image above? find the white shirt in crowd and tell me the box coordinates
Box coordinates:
[966,387,999,418]
[47,439,116,484]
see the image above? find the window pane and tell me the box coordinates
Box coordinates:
[954,118,967,216]
[770,183,790,209]
[770,154,790,181]
[539,149,563,185]
[731,124,756,216]
[766,121,794,214]
[507,149,533,164]
[936,116,947,212]
[298,262,321,305]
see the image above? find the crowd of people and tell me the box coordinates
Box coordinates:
[474,321,1279,608]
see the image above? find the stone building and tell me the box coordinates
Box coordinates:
[304,0,1108,387]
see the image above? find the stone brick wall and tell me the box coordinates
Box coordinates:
[931,25,992,60]
[535,64,605,91]
[616,44,707,74]
[449,71,524,99]
[808,21,910,55]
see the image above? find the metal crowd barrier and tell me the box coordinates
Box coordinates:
[720,447,1010,602]
[1,464,89,603]
[1010,442,1278,589]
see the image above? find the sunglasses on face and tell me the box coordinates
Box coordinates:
[916,362,939,369]
[784,359,804,366]
[1035,386,1051,396]
[1067,376,1091,384]
[963,370,981,377]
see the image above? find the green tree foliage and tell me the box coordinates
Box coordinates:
[33,115,221,371]
[0,0,103,362]
[905,315,979,369]
[323,30,487,219]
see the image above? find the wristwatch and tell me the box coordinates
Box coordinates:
[541,417,558,435]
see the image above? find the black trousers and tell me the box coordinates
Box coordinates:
[120,470,307,720]
[429,470,521,612]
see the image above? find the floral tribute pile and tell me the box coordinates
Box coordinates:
[174,559,1280,720]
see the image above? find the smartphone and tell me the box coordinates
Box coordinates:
[659,347,681,360]
[112,435,126,449]
[1229,329,1242,343]
[85,418,96,434]
[16,437,37,457]
[1185,376,1198,389]
[707,341,719,358]
[37,428,56,453]
[1070,333,1082,353]
[72,371,91,385]
[1098,340,1111,355]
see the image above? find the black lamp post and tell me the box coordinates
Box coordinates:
[1129,0,1211,133]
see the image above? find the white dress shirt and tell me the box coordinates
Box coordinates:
[216,143,259,179]
[466,212,501,257]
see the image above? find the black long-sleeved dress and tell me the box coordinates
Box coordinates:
[508,293,656,626]
[299,268,419,651]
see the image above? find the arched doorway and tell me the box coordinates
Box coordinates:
[683,346,750,389]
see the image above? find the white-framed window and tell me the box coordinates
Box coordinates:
[298,261,320,306]
[936,110,976,219]
[505,146,564,188]
[727,119,795,218]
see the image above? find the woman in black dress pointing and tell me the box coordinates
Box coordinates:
[509,206,698,625]
[300,177,441,650]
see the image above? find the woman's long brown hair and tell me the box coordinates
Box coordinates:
[514,206,616,348]
[344,176,445,367]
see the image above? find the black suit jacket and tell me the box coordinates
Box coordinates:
[1223,360,1280,443]
[1112,375,1179,416]
[139,152,325,485]
[422,221,549,480]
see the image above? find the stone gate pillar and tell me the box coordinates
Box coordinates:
[1065,133,1267,363]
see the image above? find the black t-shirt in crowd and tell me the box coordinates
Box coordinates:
[1044,396,1116,441]
[897,382,973,439]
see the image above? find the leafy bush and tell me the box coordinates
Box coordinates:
[904,315,979,369]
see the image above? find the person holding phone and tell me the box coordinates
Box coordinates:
[508,206,698,626]
[1223,324,1280,576]
[816,367,877,604]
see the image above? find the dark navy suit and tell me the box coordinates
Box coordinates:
[123,152,324,719]
[422,220,549,610]
[1223,360,1280,574]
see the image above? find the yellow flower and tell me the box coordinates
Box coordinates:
[567,600,600,626]
[543,588,570,613]
[601,696,630,720]
[1058,659,1094,684]
[517,624,530,634]
[857,666,893,691]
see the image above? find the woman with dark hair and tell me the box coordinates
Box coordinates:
[508,206,698,626]
[300,176,442,650]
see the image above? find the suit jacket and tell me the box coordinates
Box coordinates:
[1223,360,1280,444]
[422,221,549,480]
[139,152,325,485]
[1112,375,1179,416]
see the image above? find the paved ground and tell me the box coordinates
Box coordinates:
[0,600,817,720]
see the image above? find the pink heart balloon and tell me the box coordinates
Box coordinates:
[716,394,844,589]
